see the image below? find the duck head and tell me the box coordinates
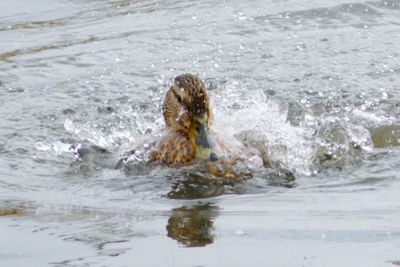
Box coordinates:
[163,74,221,161]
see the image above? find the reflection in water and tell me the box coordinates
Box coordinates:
[166,204,219,247]
[166,165,297,199]
[167,170,227,199]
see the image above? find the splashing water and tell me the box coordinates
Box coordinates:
[2,0,400,265]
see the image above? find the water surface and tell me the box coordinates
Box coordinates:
[1,0,400,266]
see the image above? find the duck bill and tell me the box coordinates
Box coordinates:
[189,116,220,161]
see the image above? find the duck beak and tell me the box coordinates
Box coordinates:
[189,114,221,161]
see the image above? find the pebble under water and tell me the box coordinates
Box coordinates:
[1,0,400,266]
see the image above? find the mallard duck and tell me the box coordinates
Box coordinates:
[149,74,246,179]
[150,74,218,163]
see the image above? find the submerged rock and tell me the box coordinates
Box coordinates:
[370,125,400,148]
[0,208,25,216]
[286,101,305,126]
[313,122,351,169]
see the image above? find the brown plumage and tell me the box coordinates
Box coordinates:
[149,73,213,165]
[149,132,196,165]
[162,74,213,135]
[149,73,251,180]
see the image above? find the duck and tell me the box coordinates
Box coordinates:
[149,73,249,180]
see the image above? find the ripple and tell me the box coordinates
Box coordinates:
[1,0,400,264]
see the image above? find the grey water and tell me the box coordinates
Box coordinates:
[1,0,400,266]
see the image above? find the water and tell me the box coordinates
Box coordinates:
[1,0,400,266]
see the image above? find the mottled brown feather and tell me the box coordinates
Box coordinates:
[150,74,212,166]
[162,74,213,134]
[149,133,195,166]
[150,74,250,179]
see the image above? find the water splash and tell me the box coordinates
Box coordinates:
[212,81,314,175]
[63,118,137,150]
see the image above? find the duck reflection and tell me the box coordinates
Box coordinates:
[166,204,219,247]
[167,170,227,199]
[167,179,225,199]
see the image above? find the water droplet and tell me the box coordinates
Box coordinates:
[234,230,247,236]
[35,142,50,151]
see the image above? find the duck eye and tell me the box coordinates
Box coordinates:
[172,89,183,104]
[195,125,201,132]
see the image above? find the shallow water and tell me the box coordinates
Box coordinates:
[1,0,400,266]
